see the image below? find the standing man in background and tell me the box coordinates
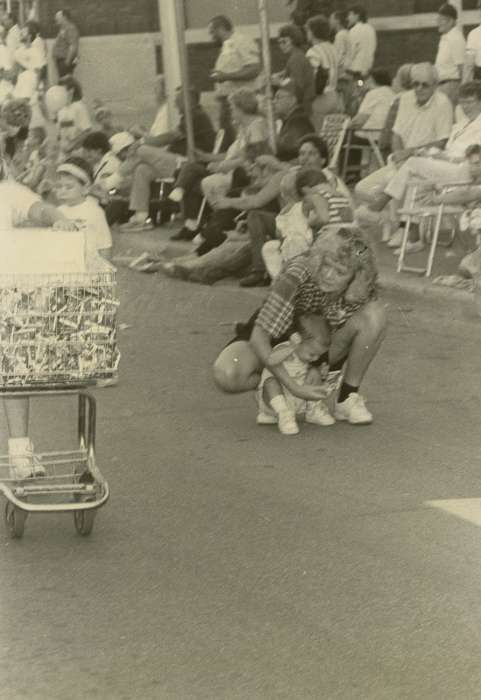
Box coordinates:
[347,4,376,80]
[52,9,79,78]
[208,15,261,148]
[435,3,466,104]
[465,0,481,82]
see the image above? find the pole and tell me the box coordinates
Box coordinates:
[174,1,195,161]
[258,0,277,154]
[157,0,182,130]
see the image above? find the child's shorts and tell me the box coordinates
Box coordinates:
[257,367,307,417]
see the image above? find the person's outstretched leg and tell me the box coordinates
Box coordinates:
[4,397,43,478]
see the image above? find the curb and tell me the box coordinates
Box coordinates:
[112,225,476,310]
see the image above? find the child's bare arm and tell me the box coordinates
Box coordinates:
[435,185,481,205]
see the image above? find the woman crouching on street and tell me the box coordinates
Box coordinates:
[213,226,387,425]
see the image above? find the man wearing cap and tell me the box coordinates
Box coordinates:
[465,0,481,82]
[435,3,466,104]
[120,87,215,232]
[356,62,453,244]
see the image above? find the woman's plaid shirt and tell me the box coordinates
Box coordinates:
[255,258,370,339]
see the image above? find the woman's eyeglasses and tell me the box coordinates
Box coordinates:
[412,81,432,88]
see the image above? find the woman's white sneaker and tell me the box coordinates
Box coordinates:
[305,401,335,426]
[334,393,373,425]
[8,438,46,479]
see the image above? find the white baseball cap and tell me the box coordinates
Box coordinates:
[109,131,135,155]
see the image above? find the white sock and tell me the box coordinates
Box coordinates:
[270,394,289,415]
[130,211,148,222]
[169,187,184,203]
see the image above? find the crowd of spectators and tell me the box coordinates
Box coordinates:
[5,2,481,436]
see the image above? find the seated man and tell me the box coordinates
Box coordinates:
[213,226,387,425]
[120,87,215,231]
[359,80,481,253]
[355,62,454,245]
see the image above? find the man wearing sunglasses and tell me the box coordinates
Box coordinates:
[355,63,453,239]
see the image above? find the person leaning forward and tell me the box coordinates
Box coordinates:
[213,227,387,425]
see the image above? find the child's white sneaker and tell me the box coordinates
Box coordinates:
[277,411,299,435]
[256,411,277,425]
[8,438,46,479]
[305,401,335,426]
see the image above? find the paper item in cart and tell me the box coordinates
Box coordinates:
[0,227,87,275]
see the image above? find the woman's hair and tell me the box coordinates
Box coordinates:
[459,81,481,102]
[297,133,329,164]
[278,23,305,47]
[331,10,349,28]
[58,75,83,101]
[348,4,367,22]
[466,143,481,158]
[25,20,40,40]
[82,130,111,154]
[229,88,259,115]
[295,167,327,197]
[370,68,392,87]
[209,15,232,32]
[306,15,332,42]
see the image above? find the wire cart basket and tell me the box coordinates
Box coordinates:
[0,266,119,538]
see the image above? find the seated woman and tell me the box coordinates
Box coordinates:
[57,75,92,157]
[168,87,269,241]
[238,132,352,287]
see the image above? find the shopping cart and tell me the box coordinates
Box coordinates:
[0,263,119,538]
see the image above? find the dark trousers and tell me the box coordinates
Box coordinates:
[247,210,277,272]
[216,96,236,150]
[56,57,76,77]
[175,161,207,221]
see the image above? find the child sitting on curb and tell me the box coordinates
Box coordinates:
[256,313,336,435]
[262,168,353,281]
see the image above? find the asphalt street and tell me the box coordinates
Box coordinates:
[1,263,481,700]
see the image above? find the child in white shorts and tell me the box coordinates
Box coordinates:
[256,314,336,435]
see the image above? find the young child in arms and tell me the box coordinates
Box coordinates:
[256,314,335,435]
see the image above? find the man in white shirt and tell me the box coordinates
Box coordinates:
[360,81,481,239]
[0,174,78,479]
[347,4,376,78]
[435,3,466,104]
[465,0,481,81]
[356,63,453,204]
[208,14,261,147]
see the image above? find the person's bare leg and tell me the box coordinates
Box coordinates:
[4,397,29,438]
[213,340,263,393]
[329,301,387,386]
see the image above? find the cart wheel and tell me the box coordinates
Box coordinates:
[5,502,27,539]
[73,509,95,536]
